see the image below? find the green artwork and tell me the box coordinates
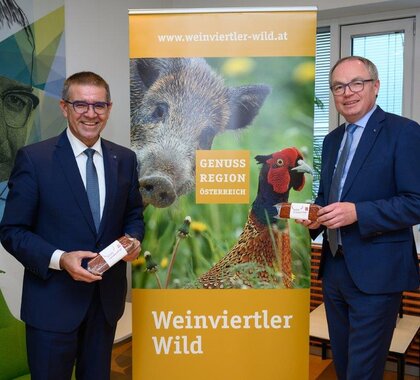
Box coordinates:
[0,1,66,215]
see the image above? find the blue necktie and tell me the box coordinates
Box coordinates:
[328,123,357,255]
[84,148,100,231]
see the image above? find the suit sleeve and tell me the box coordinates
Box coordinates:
[310,135,330,240]
[122,151,145,242]
[0,149,57,279]
[356,119,420,237]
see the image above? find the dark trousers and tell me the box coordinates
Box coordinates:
[322,250,402,380]
[26,286,117,380]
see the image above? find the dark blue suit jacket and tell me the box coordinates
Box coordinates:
[0,130,144,332]
[313,106,420,294]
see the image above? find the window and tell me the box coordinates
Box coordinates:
[341,18,414,119]
[352,33,404,115]
[312,18,415,197]
[313,27,331,198]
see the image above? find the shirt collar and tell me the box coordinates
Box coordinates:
[66,127,103,157]
[347,104,377,129]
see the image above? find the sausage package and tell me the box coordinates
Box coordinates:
[275,202,320,222]
[87,235,140,275]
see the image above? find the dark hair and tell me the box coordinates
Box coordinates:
[62,71,111,102]
[329,56,379,86]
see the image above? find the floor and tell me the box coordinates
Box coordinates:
[111,339,132,379]
[309,354,419,380]
[111,339,419,380]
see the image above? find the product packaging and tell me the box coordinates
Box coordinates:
[87,235,140,275]
[275,202,320,221]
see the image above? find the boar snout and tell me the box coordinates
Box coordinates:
[139,175,177,208]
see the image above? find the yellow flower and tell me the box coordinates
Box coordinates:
[132,255,145,267]
[160,257,169,269]
[190,221,208,233]
[222,57,255,77]
[293,61,315,84]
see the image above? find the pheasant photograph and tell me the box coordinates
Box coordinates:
[197,147,313,289]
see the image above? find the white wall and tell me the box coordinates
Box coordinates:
[1,0,420,318]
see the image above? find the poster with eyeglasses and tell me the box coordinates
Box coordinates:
[0,0,66,218]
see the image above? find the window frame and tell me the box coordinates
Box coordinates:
[317,7,420,130]
[340,17,414,123]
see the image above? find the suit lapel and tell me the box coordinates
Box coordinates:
[55,131,97,235]
[341,107,385,199]
[97,140,118,239]
[324,124,345,202]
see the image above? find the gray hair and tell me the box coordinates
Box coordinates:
[329,56,379,86]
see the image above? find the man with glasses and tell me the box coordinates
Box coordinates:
[0,75,39,215]
[1,0,38,217]
[0,71,144,379]
[298,56,420,379]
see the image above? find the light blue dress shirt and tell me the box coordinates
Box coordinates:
[334,105,377,246]
[336,105,377,199]
[0,181,8,219]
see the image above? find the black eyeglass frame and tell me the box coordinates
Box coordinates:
[330,79,375,96]
[64,99,111,115]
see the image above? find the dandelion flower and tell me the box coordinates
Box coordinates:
[160,257,169,269]
[222,57,255,77]
[177,216,191,238]
[190,221,207,233]
[144,251,158,273]
[131,256,145,267]
[293,61,315,84]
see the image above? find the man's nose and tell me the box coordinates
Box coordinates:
[343,84,352,95]
[85,104,97,117]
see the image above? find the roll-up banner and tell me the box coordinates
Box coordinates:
[129,7,316,379]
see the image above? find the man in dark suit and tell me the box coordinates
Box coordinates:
[0,71,144,379]
[298,56,420,379]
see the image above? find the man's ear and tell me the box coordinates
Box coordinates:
[374,79,380,98]
[59,99,68,118]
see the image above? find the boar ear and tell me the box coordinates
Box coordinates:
[227,84,271,130]
[130,58,163,89]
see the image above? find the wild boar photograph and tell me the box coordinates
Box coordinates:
[130,56,315,289]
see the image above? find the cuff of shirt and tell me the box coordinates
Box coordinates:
[49,249,65,270]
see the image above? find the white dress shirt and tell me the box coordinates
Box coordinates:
[49,128,106,270]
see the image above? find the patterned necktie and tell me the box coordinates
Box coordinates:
[84,148,100,231]
[328,123,357,255]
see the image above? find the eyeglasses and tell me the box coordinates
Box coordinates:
[1,90,39,129]
[330,79,374,96]
[64,100,110,115]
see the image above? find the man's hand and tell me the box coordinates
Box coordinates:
[123,238,142,262]
[317,202,357,228]
[59,251,102,283]
[295,218,322,229]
